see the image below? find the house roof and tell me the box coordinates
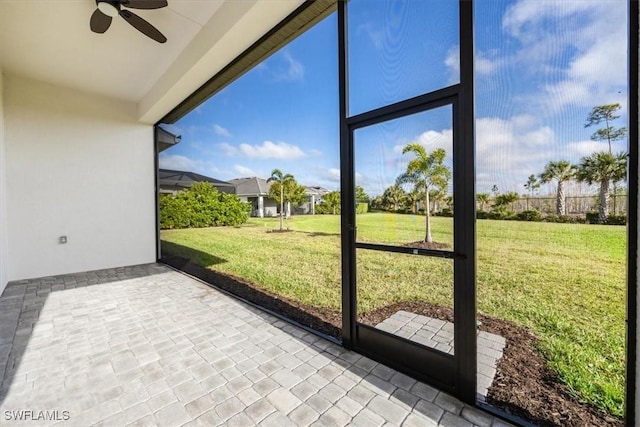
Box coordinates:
[228,177,272,196]
[159,169,235,193]
[305,186,331,196]
[0,1,305,124]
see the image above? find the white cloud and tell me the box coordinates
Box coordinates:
[324,168,341,182]
[310,149,323,157]
[213,124,231,137]
[158,154,220,177]
[357,23,384,50]
[473,114,627,193]
[476,50,502,76]
[445,45,501,83]
[234,164,257,176]
[502,0,627,111]
[281,51,304,81]
[320,168,363,183]
[218,142,238,156]
[262,50,304,82]
[393,129,453,158]
[239,141,306,160]
[445,46,460,84]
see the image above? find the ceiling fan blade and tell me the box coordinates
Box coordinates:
[90,9,112,33]
[119,9,167,43]
[120,0,168,10]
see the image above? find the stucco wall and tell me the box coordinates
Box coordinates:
[4,75,156,281]
[0,70,7,292]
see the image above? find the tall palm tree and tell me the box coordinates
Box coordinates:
[576,151,627,223]
[267,169,294,231]
[397,143,451,243]
[539,160,576,215]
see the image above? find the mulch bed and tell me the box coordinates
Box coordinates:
[403,241,451,250]
[161,254,624,427]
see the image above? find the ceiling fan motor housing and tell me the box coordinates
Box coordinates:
[96,0,120,18]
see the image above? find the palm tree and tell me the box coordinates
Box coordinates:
[576,151,627,223]
[476,193,490,211]
[405,189,423,213]
[397,143,451,243]
[267,169,294,231]
[539,160,576,215]
[382,185,406,211]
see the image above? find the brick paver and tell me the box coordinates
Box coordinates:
[0,264,513,426]
[376,310,506,400]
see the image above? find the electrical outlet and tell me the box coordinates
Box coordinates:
[59,236,67,244]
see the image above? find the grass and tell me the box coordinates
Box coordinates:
[161,212,627,417]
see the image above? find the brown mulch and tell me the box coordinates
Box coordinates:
[403,241,451,250]
[161,255,623,427]
[359,302,623,427]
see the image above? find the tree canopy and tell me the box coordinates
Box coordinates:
[585,103,627,153]
[576,151,627,223]
[397,143,451,243]
[267,169,296,230]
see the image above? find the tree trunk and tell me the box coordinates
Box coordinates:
[598,179,610,224]
[424,190,432,243]
[279,185,284,231]
[556,181,565,215]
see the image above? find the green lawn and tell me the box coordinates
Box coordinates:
[160,213,626,417]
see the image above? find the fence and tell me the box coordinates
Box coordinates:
[477,194,628,216]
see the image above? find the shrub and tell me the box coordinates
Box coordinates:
[584,212,625,225]
[517,210,542,222]
[606,215,626,225]
[476,210,490,219]
[543,214,586,224]
[160,183,250,229]
[356,203,369,214]
[315,202,340,215]
[586,211,600,224]
[437,207,454,217]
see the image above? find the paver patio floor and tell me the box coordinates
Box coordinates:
[0,264,512,426]
[375,311,506,401]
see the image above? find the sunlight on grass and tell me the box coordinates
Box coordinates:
[161,212,626,416]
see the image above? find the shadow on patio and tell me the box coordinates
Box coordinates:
[0,264,509,426]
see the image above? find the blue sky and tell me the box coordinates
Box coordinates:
[160,0,628,197]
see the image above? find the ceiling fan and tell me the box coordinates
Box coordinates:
[90,0,168,44]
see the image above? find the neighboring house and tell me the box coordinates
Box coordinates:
[298,186,331,214]
[228,177,277,218]
[158,169,235,195]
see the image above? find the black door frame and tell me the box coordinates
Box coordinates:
[338,0,477,404]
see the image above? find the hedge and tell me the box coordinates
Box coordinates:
[160,182,250,229]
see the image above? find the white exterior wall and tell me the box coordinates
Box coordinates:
[0,71,8,292]
[4,75,156,281]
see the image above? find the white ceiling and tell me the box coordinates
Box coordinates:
[0,0,304,123]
